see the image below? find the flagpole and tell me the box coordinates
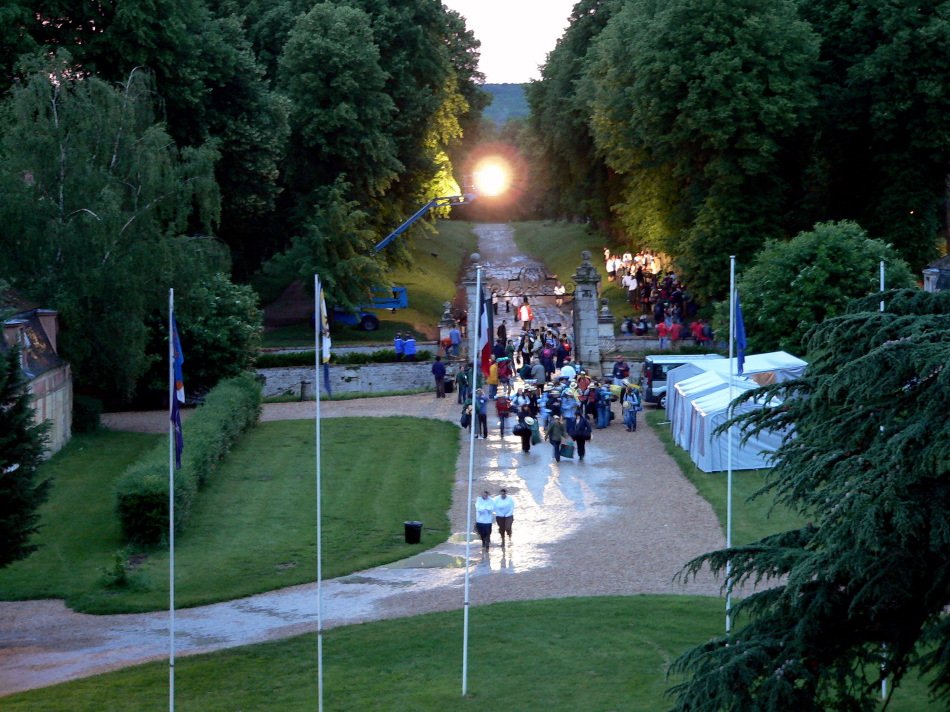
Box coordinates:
[726,257,735,635]
[314,274,324,712]
[880,260,887,700]
[462,258,482,697]
[880,260,885,313]
[168,288,176,712]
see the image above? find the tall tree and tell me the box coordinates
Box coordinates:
[737,220,915,354]
[0,346,51,568]
[797,0,950,267]
[0,57,237,403]
[526,0,618,224]
[584,0,820,301]
[670,289,950,710]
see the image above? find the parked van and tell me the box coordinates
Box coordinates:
[638,354,725,409]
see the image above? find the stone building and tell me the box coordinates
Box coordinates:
[922,255,950,292]
[1,308,73,455]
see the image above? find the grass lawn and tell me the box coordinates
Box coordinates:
[4,595,938,711]
[261,220,478,347]
[0,418,459,614]
[512,221,633,330]
[645,409,809,545]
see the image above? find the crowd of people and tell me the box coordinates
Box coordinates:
[604,248,714,349]
[456,345,644,463]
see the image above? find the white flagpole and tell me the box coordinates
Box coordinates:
[880,260,887,700]
[726,257,735,634]
[314,274,324,712]
[462,260,482,697]
[168,288,176,712]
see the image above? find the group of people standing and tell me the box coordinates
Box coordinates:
[474,488,514,549]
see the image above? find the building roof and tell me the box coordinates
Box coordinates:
[1,309,65,379]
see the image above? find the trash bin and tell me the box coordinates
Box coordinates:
[445,377,455,393]
[404,520,423,544]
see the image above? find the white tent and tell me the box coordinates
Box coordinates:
[687,388,787,472]
[671,373,754,450]
[663,351,806,473]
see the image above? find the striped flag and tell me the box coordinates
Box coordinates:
[477,287,493,376]
[319,286,332,395]
[170,317,185,468]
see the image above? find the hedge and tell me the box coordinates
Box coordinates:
[256,348,434,368]
[114,372,262,546]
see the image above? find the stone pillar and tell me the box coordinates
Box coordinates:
[571,250,604,377]
[438,301,455,355]
[598,298,616,366]
[460,253,482,358]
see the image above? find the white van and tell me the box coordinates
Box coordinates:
[639,354,725,409]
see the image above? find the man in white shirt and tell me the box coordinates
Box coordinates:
[493,488,514,546]
[475,491,495,549]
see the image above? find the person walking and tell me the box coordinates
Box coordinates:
[449,323,462,357]
[622,383,642,432]
[394,332,405,361]
[517,414,536,453]
[495,393,511,436]
[431,355,447,398]
[486,357,499,400]
[475,490,494,549]
[493,488,514,546]
[474,389,489,438]
[572,411,592,461]
[545,414,567,462]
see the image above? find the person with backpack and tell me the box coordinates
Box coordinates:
[497,357,513,396]
[495,393,512,437]
[622,383,643,432]
[571,411,593,461]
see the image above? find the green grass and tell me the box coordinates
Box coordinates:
[512,220,632,328]
[4,595,938,711]
[645,410,809,545]
[0,418,459,614]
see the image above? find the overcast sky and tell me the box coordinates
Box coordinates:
[442,0,578,84]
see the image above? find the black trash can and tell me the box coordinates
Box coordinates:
[404,520,423,544]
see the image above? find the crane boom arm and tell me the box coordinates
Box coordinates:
[372,193,474,253]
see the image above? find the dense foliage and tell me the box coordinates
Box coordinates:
[670,289,950,710]
[737,221,915,354]
[114,373,262,546]
[528,0,950,303]
[0,347,51,567]
[0,1,487,404]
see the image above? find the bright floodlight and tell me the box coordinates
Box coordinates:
[473,157,511,197]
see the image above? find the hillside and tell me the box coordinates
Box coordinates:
[482,83,529,124]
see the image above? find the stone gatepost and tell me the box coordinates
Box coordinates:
[571,250,604,377]
[598,298,616,366]
[460,253,482,357]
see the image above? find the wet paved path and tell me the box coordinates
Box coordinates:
[0,225,726,696]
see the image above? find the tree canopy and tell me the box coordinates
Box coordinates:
[528,0,950,303]
[670,289,950,710]
[738,221,916,355]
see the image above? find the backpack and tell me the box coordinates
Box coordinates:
[542,347,554,360]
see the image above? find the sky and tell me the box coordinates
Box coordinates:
[441,0,578,84]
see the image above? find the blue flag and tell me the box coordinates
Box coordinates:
[735,292,747,376]
[171,317,185,468]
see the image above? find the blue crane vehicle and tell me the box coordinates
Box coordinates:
[330,192,475,331]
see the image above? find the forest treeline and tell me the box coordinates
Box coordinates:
[521,0,950,302]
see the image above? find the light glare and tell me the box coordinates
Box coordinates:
[473,158,511,197]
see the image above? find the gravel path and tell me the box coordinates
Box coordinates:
[0,225,728,697]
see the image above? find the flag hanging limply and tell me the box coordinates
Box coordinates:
[319,287,332,396]
[735,292,747,376]
[478,288,493,377]
[170,317,185,468]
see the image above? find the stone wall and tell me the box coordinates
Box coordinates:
[258,360,460,398]
[29,364,73,455]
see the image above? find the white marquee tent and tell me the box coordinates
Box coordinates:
[664,351,807,473]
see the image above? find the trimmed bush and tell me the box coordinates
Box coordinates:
[114,373,262,546]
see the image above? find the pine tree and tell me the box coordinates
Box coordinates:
[669,288,950,710]
[0,346,51,568]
